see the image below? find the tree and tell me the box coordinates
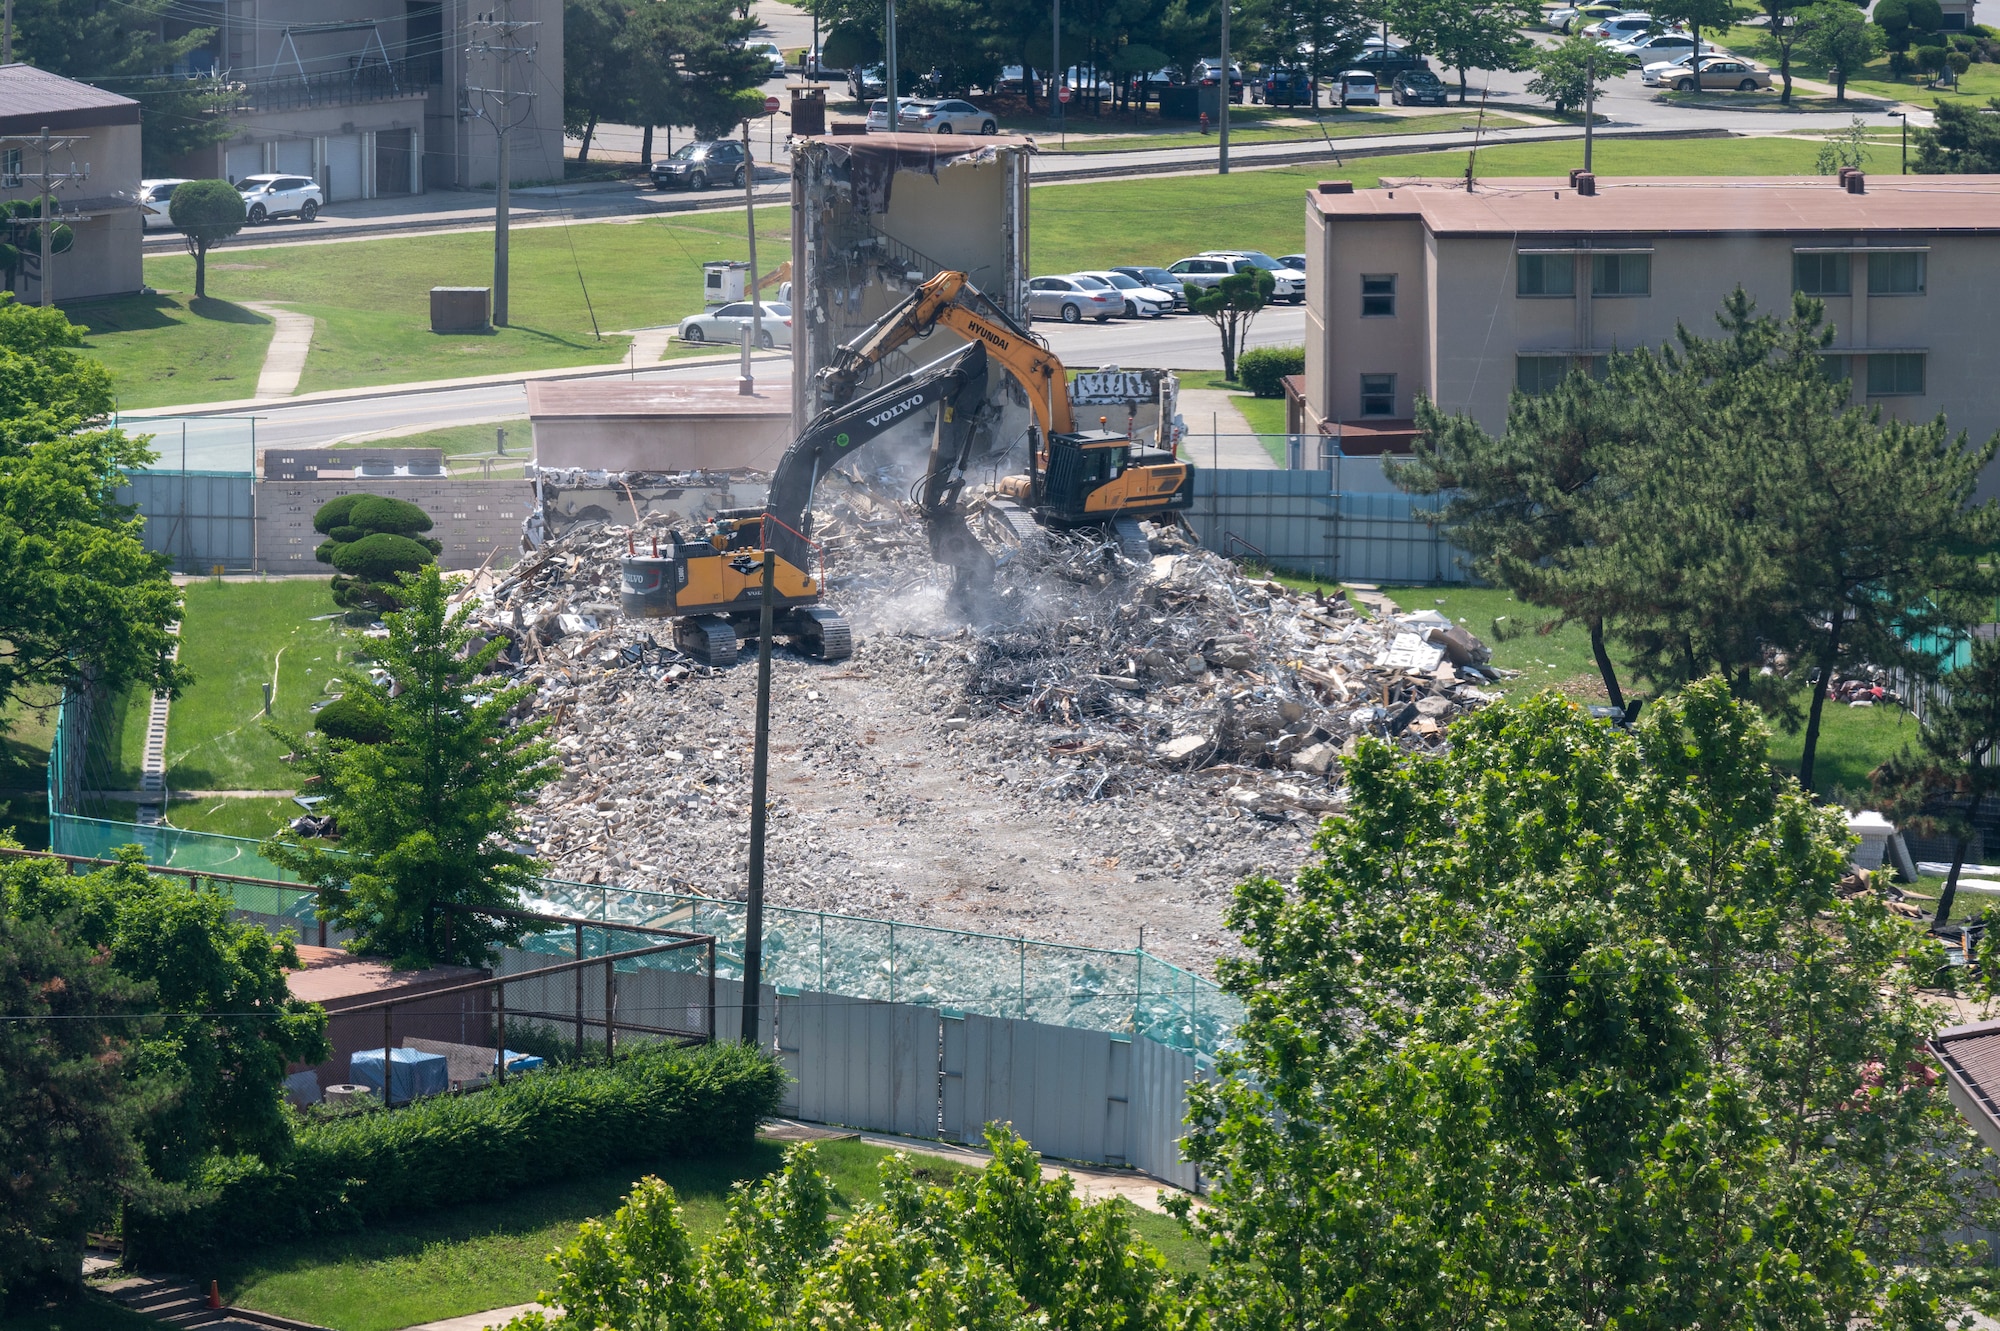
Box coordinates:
[1189,268,1273,383]
[1916,96,2000,172]
[1874,0,1943,55]
[169,181,246,302]
[0,298,186,722]
[625,0,777,145]
[564,0,636,162]
[1176,682,1997,1331]
[264,565,559,968]
[1392,355,1647,710]
[1796,1,1882,99]
[10,0,233,174]
[505,1127,1175,1331]
[1525,34,1611,114]
[1757,0,1817,103]
[3,850,328,1183]
[312,493,440,613]
[1873,637,2000,929]
[1387,0,1534,101]
[0,899,160,1299]
[1814,114,1873,172]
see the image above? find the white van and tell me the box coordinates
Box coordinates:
[1340,70,1380,106]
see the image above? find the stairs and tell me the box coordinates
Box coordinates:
[136,623,181,826]
[98,1272,329,1331]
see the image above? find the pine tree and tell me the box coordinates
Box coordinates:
[1874,636,2000,927]
[264,566,559,968]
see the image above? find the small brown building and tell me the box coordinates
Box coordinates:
[286,945,489,1096]
[527,380,793,473]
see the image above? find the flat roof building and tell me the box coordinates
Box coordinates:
[1299,173,2000,491]
[0,63,143,305]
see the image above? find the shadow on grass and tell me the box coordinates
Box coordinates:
[70,293,271,337]
[188,296,275,326]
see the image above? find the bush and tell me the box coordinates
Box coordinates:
[125,1041,786,1266]
[310,694,390,744]
[1237,345,1306,398]
[346,495,433,536]
[313,494,364,534]
[328,531,434,581]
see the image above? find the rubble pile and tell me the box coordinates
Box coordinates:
[453,484,1506,967]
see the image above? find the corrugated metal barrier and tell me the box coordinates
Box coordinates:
[1184,464,1472,585]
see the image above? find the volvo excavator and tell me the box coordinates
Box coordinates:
[618,342,992,665]
[816,270,1192,559]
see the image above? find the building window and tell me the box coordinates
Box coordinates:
[1517,253,1574,297]
[1868,252,1925,295]
[1361,274,1396,317]
[1515,354,1601,395]
[1865,353,1925,396]
[1820,354,1851,383]
[1,147,18,181]
[1591,253,1651,296]
[1359,373,1396,417]
[1794,253,1850,296]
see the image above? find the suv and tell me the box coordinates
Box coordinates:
[1260,66,1316,106]
[650,140,747,190]
[138,178,190,230]
[1201,250,1307,303]
[236,173,323,224]
[1392,68,1449,104]
[1194,58,1246,102]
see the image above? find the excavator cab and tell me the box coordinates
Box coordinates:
[995,432,1192,538]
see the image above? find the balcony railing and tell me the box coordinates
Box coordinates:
[232,62,436,112]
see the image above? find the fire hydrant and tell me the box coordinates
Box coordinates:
[1200,112,1211,134]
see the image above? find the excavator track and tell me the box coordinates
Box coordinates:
[983,498,1038,545]
[675,615,740,666]
[1112,516,1152,561]
[792,607,853,661]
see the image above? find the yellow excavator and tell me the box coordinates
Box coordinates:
[815,270,1193,559]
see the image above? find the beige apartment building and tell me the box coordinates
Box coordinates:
[1299,173,2000,488]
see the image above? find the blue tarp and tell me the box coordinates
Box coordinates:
[349,1047,450,1101]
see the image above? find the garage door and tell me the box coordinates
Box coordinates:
[226,144,263,184]
[273,139,313,176]
[324,135,363,202]
[374,128,414,196]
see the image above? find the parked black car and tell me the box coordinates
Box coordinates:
[1260,66,1317,106]
[1194,57,1246,103]
[650,139,747,190]
[1351,47,1431,79]
[1392,68,1449,105]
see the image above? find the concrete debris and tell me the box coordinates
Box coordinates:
[446,475,1504,969]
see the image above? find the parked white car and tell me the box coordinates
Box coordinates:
[898,98,1000,133]
[747,42,788,73]
[138,178,190,230]
[1613,31,1717,60]
[1581,13,1660,40]
[868,98,927,131]
[677,301,792,349]
[1200,250,1308,303]
[1338,69,1380,106]
[236,173,323,223]
[1073,270,1174,318]
[1027,275,1122,323]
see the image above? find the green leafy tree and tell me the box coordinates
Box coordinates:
[1190,267,1273,382]
[0,298,186,720]
[1873,636,2000,928]
[10,0,233,173]
[1757,0,1822,103]
[564,0,636,162]
[1916,96,2000,171]
[506,1127,1174,1331]
[1525,34,1612,114]
[1241,0,1366,103]
[1875,0,1942,53]
[1814,114,1874,172]
[0,894,161,1298]
[1796,1,1883,99]
[168,180,246,301]
[312,493,440,613]
[264,565,559,968]
[1176,682,1997,1330]
[625,0,774,143]
[2,849,328,1182]
[1386,0,1534,100]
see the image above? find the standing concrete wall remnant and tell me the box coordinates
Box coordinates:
[790,135,1034,433]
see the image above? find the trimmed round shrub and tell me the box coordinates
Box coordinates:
[313,494,365,534]
[346,495,433,535]
[1237,344,1307,398]
[330,531,434,581]
[312,694,391,744]
[329,525,366,543]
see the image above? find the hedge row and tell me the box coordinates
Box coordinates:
[128,1041,785,1266]
[1237,345,1306,399]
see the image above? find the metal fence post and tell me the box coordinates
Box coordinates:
[888,922,896,1004]
[1018,939,1027,1019]
[383,1004,394,1108]
[496,982,507,1085]
[605,956,617,1062]
[707,938,717,1042]
[574,920,586,1063]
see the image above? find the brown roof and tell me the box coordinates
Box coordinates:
[0,63,140,135]
[527,380,789,420]
[1307,175,2000,237]
[287,945,487,1008]
[1931,1019,2000,1152]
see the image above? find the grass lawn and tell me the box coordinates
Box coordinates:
[164,794,301,839]
[118,207,785,407]
[163,580,351,791]
[1051,109,1530,154]
[67,294,275,411]
[206,1137,1202,1331]
[1711,21,2000,110]
[338,417,534,478]
[0,687,57,849]
[1028,134,1864,274]
[0,1290,163,1331]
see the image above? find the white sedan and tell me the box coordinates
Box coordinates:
[676,301,792,349]
[1073,269,1174,318]
[898,98,1000,134]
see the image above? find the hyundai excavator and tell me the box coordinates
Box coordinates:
[618,342,992,665]
[815,270,1192,559]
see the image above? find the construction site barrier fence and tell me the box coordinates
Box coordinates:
[1185,465,1471,586]
[46,813,1241,1063]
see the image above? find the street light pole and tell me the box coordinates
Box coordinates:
[1052,0,1062,134]
[885,0,898,133]
[741,115,762,395]
[1889,110,1907,172]
[1218,0,1230,174]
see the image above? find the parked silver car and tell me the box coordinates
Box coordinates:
[1027,275,1121,323]
[868,98,928,131]
[677,301,792,349]
[1074,269,1174,318]
[898,98,1000,133]
[237,173,323,223]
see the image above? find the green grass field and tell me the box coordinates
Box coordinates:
[162,580,351,791]
[199,1137,1199,1331]
[163,794,302,839]
[1052,109,1529,153]
[68,294,276,410]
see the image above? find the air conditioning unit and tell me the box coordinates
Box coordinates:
[0,176,21,189]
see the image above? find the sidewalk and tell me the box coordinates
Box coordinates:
[1177,388,1279,470]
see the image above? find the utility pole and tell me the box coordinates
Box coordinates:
[465,3,540,327]
[1218,0,1230,174]
[885,0,898,132]
[741,114,762,394]
[1,128,89,308]
[740,530,777,1048]
[3,0,13,65]
[1051,0,1062,134]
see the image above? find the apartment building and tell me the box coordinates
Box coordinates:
[0,64,143,303]
[1298,173,2000,485]
[166,0,564,198]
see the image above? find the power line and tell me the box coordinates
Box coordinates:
[465,1,541,327]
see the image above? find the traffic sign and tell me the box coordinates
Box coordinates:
[1058,86,1071,103]
[764,95,782,114]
